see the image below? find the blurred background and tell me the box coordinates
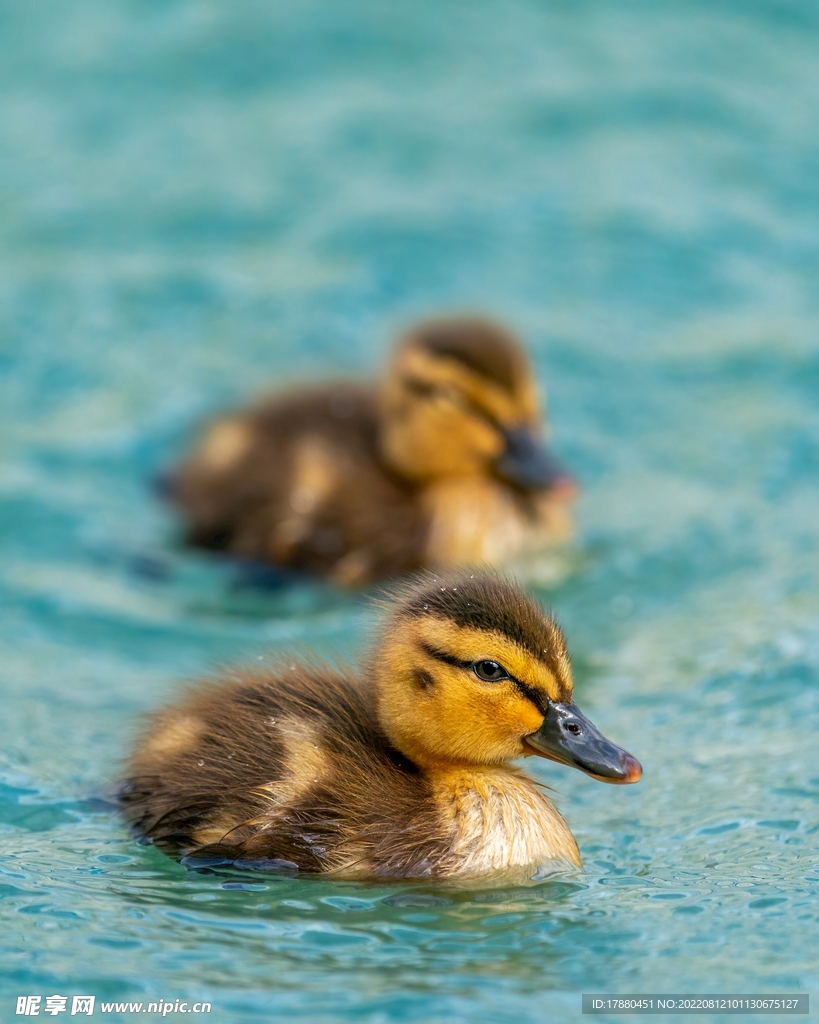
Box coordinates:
[1,1,818,1022]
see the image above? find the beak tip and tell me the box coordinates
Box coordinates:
[622,754,643,784]
[550,476,580,502]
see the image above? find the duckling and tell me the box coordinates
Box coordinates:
[162,316,577,587]
[121,571,641,881]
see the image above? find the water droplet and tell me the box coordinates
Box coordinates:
[197,760,204,767]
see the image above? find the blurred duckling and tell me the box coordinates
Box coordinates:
[121,571,641,881]
[163,316,577,587]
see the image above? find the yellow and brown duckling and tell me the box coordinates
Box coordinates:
[121,571,641,881]
[162,316,577,587]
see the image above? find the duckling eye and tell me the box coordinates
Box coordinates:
[473,660,509,682]
[403,376,436,399]
[402,376,466,408]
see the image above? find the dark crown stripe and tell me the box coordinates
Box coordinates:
[409,599,561,667]
[420,335,520,392]
[409,318,525,394]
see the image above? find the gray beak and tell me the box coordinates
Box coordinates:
[523,701,642,784]
[496,426,577,494]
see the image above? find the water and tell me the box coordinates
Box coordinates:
[2,1,818,1021]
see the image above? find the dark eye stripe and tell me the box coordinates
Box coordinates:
[420,642,472,670]
[510,677,551,716]
[420,642,552,715]
[400,375,504,432]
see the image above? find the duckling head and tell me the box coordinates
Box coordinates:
[372,570,641,782]
[378,316,576,496]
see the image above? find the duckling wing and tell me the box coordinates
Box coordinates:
[121,665,450,877]
[163,385,427,585]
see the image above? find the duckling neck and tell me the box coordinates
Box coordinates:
[420,477,541,565]
[430,763,581,878]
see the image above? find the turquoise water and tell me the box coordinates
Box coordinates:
[2,1,819,1021]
